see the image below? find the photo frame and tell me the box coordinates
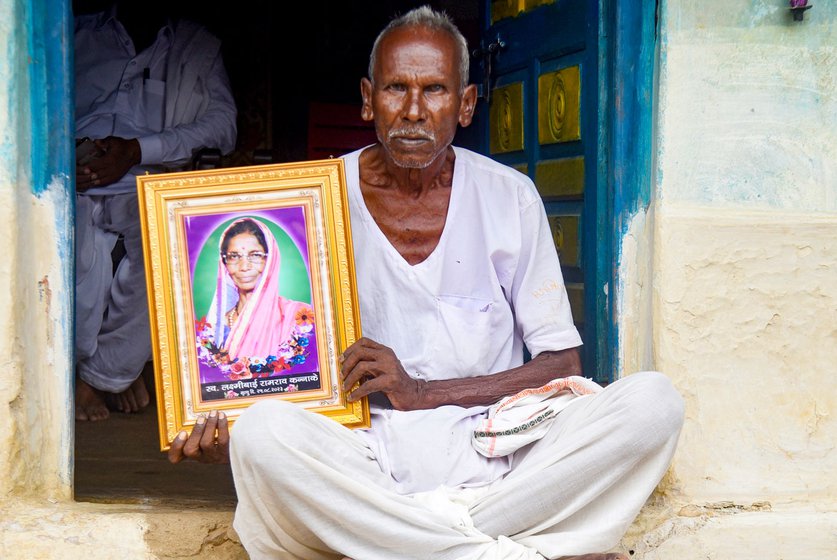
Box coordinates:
[138,160,369,451]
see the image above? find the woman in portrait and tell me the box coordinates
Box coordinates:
[200,217,314,372]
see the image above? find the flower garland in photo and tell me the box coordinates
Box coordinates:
[196,306,315,382]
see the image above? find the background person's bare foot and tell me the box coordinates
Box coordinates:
[75,378,109,421]
[110,376,151,413]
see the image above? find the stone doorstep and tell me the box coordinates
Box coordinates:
[4,498,835,559]
[629,509,837,560]
[0,498,246,559]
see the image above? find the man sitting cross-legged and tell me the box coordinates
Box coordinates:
[169,7,683,560]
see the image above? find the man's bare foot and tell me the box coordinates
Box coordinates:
[110,376,150,413]
[75,379,109,421]
[562,554,629,560]
[344,554,626,560]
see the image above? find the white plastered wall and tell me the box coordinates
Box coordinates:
[630,0,836,514]
[0,0,74,502]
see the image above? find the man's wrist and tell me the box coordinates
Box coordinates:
[413,377,427,408]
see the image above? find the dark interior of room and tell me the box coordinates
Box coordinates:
[73,0,482,166]
[72,0,482,505]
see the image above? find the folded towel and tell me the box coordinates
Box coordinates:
[472,376,602,457]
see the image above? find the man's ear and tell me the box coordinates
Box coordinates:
[360,78,374,122]
[458,84,478,128]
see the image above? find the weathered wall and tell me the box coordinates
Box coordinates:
[643,0,837,506]
[0,0,74,500]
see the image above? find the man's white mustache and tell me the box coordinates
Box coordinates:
[387,128,435,141]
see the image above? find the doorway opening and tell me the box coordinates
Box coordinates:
[71,0,482,505]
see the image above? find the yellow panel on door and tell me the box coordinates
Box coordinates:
[548,215,580,267]
[524,0,555,11]
[538,65,581,144]
[512,163,529,176]
[491,0,525,23]
[534,157,584,198]
[489,82,525,154]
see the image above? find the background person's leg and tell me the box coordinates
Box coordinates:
[231,400,546,560]
[75,195,117,363]
[469,371,685,558]
[77,193,152,397]
[75,195,119,420]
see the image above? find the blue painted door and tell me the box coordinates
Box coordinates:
[467,1,611,382]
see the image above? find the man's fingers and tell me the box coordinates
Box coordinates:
[347,376,382,402]
[200,411,220,451]
[342,360,377,392]
[340,341,378,373]
[167,431,188,464]
[216,412,230,447]
[183,414,207,457]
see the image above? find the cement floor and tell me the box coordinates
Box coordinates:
[74,366,237,507]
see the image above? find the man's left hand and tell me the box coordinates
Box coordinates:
[167,410,230,464]
[341,337,425,410]
[76,136,141,191]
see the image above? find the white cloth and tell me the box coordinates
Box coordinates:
[74,9,237,195]
[343,147,583,493]
[472,376,602,458]
[74,10,237,391]
[232,372,685,559]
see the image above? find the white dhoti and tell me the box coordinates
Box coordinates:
[230,371,684,560]
[75,193,152,393]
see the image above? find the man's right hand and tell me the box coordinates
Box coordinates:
[168,410,230,464]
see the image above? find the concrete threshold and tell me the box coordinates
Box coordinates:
[0,497,246,559]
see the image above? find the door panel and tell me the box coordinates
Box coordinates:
[476,0,607,381]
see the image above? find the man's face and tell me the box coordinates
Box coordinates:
[361,26,477,169]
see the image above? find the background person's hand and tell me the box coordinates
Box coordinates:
[76,136,141,191]
[168,410,230,464]
[340,337,425,411]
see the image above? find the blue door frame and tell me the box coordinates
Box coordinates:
[604,0,658,377]
[28,0,74,196]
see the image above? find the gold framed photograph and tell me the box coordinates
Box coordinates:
[138,160,369,451]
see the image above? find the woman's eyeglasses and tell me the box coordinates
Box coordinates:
[223,251,267,265]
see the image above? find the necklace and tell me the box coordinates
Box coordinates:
[227,307,239,327]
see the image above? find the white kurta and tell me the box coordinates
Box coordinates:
[342,147,582,494]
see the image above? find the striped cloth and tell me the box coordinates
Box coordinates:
[473,376,603,457]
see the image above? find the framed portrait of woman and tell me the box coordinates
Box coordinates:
[138,160,369,451]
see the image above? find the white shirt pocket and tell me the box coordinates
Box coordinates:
[432,294,496,376]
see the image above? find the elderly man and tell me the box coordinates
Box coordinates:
[170,7,683,560]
